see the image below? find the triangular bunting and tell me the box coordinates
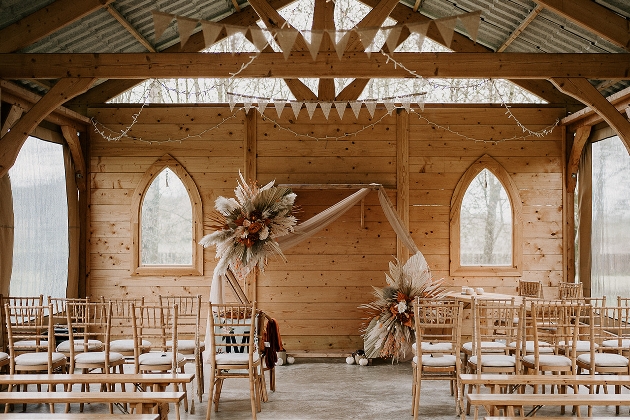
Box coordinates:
[406,21,430,51]
[384,99,396,115]
[276,28,299,60]
[257,99,269,115]
[458,10,482,43]
[320,102,332,119]
[177,16,199,49]
[433,16,458,48]
[274,100,285,118]
[415,95,425,111]
[290,101,303,118]
[225,25,247,54]
[365,100,377,118]
[243,99,253,113]
[228,94,237,112]
[385,25,403,53]
[350,101,362,118]
[306,30,324,61]
[332,30,351,60]
[401,97,411,113]
[334,102,347,119]
[152,11,174,42]
[248,27,269,52]
[357,27,379,57]
[201,21,224,49]
[305,102,318,119]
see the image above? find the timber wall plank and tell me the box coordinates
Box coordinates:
[88,104,566,356]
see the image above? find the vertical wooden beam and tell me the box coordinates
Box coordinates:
[561,126,572,284]
[313,0,335,100]
[567,126,592,191]
[245,110,258,302]
[79,130,90,299]
[396,108,410,263]
[61,125,87,191]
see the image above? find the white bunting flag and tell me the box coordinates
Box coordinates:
[401,97,411,113]
[274,100,285,118]
[228,94,237,112]
[152,11,174,42]
[458,10,482,43]
[177,16,199,49]
[385,25,402,53]
[319,102,333,119]
[406,21,430,51]
[415,95,425,111]
[305,102,318,119]
[332,30,351,60]
[201,21,224,49]
[290,101,303,119]
[384,99,396,115]
[357,27,379,57]
[306,30,324,61]
[334,101,347,120]
[225,25,247,54]
[276,28,299,60]
[243,99,253,113]
[249,27,269,52]
[257,99,269,115]
[365,100,377,118]
[434,16,458,48]
[350,101,362,119]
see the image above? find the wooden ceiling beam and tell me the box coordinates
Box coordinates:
[248,0,309,51]
[0,0,116,53]
[1,105,23,138]
[497,5,544,52]
[550,77,630,154]
[60,125,87,191]
[106,5,156,53]
[313,0,335,100]
[535,0,630,52]
[563,85,630,130]
[3,52,629,79]
[0,77,96,178]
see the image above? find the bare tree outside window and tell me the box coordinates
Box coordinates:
[141,168,193,265]
[460,169,512,265]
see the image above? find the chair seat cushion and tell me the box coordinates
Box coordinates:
[139,351,186,366]
[212,352,260,365]
[110,339,151,353]
[57,339,103,353]
[558,340,596,352]
[0,352,8,362]
[577,353,629,367]
[167,339,205,352]
[15,352,66,366]
[508,340,554,353]
[603,339,630,349]
[462,341,506,353]
[522,354,572,367]
[14,340,49,349]
[469,355,516,367]
[75,351,125,365]
[413,354,457,367]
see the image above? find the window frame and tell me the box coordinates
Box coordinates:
[449,154,523,277]
[130,154,203,276]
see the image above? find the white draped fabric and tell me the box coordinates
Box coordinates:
[209,184,421,304]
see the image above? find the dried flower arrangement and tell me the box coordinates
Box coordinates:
[361,252,445,361]
[200,173,298,276]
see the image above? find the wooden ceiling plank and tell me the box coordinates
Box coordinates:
[106,5,156,53]
[497,5,544,52]
[3,52,629,79]
[566,125,591,191]
[563,85,630,128]
[0,0,116,53]
[60,125,86,191]
[69,0,298,106]
[536,0,630,52]
[1,105,23,138]
[0,78,96,178]
[550,77,630,154]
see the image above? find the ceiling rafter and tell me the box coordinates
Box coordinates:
[535,0,630,52]
[313,0,336,100]
[106,4,156,52]
[0,0,116,53]
[497,4,543,52]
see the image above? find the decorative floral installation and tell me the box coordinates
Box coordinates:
[200,172,298,276]
[361,252,445,362]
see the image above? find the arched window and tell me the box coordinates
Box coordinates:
[131,155,203,276]
[450,155,522,276]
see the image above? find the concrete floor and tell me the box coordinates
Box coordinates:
[11,358,629,419]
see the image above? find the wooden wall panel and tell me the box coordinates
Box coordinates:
[88,104,567,357]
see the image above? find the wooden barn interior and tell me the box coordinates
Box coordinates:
[1,0,630,363]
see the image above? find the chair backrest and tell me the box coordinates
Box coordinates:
[600,305,630,355]
[102,296,144,340]
[471,298,522,366]
[518,280,543,298]
[158,294,202,345]
[414,298,463,368]
[617,297,630,307]
[48,297,90,316]
[558,282,583,299]
[131,303,178,371]
[529,300,585,372]
[63,301,112,363]
[4,304,56,372]
[208,302,257,365]
[1,295,45,351]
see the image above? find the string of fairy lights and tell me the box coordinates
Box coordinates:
[91,45,558,144]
